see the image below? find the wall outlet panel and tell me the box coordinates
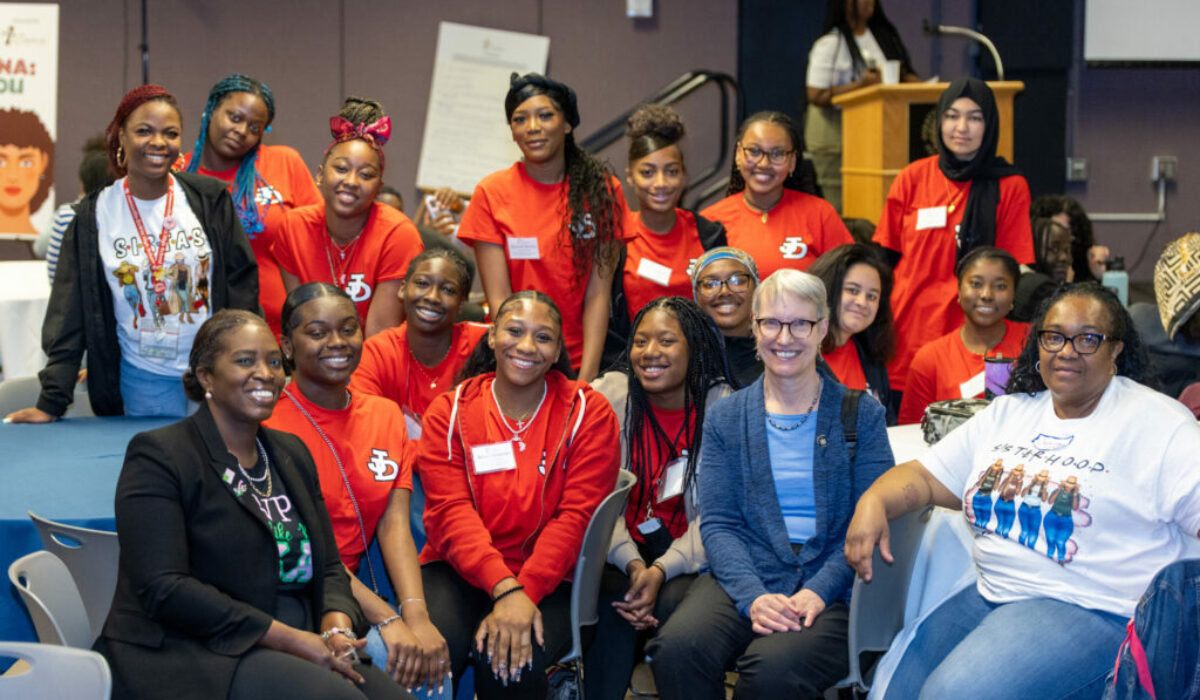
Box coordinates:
[1152,156,1178,182]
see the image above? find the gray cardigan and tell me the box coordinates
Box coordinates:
[697,370,893,615]
[592,370,733,579]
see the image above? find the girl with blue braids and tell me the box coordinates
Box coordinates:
[184,73,322,337]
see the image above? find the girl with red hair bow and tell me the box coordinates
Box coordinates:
[273,97,424,338]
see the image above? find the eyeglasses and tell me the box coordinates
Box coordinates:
[755,317,819,338]
[1036,330,1108,355]
[696,273,753,297]
[738,144,795,165]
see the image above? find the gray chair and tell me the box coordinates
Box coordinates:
[30,512,120,641]
[0,641,112,699]
[0,376,39,416]
[8,550,93,648]
[836,506,933,695]
[559,470,637,677]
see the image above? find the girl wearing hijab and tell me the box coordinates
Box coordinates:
[873,77,1033,398]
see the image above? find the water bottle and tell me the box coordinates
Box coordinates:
[1101,256,1129,307]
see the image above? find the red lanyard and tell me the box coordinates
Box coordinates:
[123,178,175,294]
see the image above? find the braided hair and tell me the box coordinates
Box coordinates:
[185,74,276,236]
[458,290,572,381]
[620,297,735,531]
[506,73,622,277]
[104,84,180,177]
[1006,282,1150,395]
[725,111,819,196]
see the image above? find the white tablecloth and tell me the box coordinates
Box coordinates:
[0,261,51,380]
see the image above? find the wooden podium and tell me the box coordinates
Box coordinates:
[832,81,1023,223]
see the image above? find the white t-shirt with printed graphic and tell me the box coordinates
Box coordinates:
[922,376,1200,617]
[97,176,212,377]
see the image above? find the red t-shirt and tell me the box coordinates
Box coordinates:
[456,163,627,369]
[273,201,423,322]
[622,209,707,322]
[349,321,490,433]
[623,403,692,542]
[700,189,853,279]
[873,156,1033,392]
[182,145,321,338]
[265,387,414,570]
[417,372,620,603]
[824,340,868,391]
[897,319,1029,424]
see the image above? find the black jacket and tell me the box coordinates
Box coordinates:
[98,405,364,700]
[37,172,259,416]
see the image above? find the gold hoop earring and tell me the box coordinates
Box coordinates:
[116,145,127,168]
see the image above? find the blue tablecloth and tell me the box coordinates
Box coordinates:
[1,416,173,642]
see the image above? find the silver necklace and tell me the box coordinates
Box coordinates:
[236,438,273,498]
[766,378,821,432]
[491,379,547,452]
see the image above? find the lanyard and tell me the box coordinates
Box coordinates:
[123,178,175,294]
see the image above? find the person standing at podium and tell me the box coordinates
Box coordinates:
[873,77,1033,401]
[805,0,918,213]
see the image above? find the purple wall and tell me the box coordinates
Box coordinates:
[47,0,736,217]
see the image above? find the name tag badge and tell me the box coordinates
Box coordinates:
[402,406,422,440]
[657,456,688,502]
[960,371,986,399]
[637,517,664,536]
[471,441,518,474]
[507,237,540,260]
[138,327,180,359]
[915,206,948,231]
[636,257,673,287]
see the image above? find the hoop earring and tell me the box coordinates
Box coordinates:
[1035,361,1041,371]
[116,145,126,168]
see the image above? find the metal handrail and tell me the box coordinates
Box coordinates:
[579,70,740,210]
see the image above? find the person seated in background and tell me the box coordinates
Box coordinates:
[1011,216,1073,323]
[689,247,763,386]
[701,111,853,280]
[808,242,896,421]
[377,185,405,213]
[586,297,735,700]
[1130,232,1200,398]
[417,291,619,699]
[97,310,409,700]
[34,134,115,283]
[266,283,451,696]
[1030,193,1110,283]
[648,269,892,700]
[273,97,423,338]
[847,283,1200,699]
[898,247,1027,424]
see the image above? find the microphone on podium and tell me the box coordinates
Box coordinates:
[922,20,1006,80]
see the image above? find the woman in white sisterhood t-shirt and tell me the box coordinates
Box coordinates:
[846,282,1200,700]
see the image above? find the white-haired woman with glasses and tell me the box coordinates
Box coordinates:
[846,283,1200,699]
[648,269,893,699]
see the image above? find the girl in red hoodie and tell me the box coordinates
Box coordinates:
[417,290,619,698]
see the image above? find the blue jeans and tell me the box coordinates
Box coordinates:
[1044,511,1074,562]
[118,356,190,416]
[1104,559,1200,700]
[972,490,994,529]
[885,585,1127,700]
[1018,503,1042,547]
[994,498,1016,538]
[365,626,453,700]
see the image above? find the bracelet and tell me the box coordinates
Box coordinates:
[491,585,525,605]
[399,597,425,611]
[320,626,357,642]
[651,561,668,577]
[377,615,402,629]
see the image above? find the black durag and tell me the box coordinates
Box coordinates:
[937,77,1021,263]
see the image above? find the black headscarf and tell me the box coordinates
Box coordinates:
[504,72,580,129]
[937,77,1021,263]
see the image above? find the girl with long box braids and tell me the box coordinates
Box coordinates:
[456,73,626,382]
[586,296,737,699]
[273,97,423,339]
[183,73,322,337]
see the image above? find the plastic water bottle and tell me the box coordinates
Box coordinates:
[1101,256,1129,307]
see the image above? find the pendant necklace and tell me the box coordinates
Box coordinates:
[234,438,273,498]
[765,378,821,432]
[408,340,451,390]
[491,380,547,452]
[325,230,363,287]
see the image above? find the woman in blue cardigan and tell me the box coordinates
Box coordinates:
[647,269,893,699]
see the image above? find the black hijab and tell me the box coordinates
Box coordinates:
[936,77,1021,263]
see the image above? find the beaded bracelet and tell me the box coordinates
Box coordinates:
[377,615,402,629]
[321,626,357,641]
[491,585,526,604]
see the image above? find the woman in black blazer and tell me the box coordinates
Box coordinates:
[97,309,410,700]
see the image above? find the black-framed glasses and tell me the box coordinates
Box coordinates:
[755,317,819,338]
[1036,330,1108,355]
[696,273,753,297]
[738,143,795,165]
